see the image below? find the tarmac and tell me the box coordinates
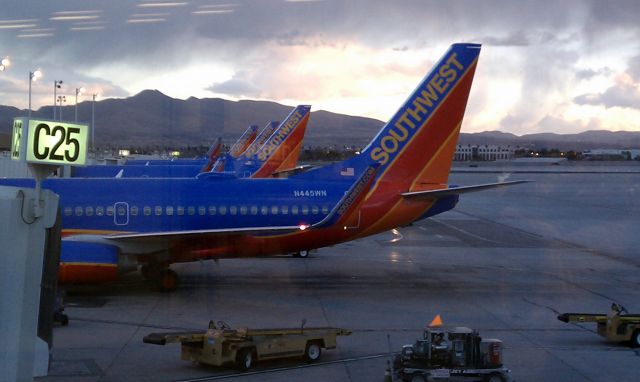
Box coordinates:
[37,162,640,382]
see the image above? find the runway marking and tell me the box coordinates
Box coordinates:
[172,353,391,381]
[429,218,504,245]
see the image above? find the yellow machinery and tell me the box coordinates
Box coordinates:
[143,320,351,370]
[558,303,640,347]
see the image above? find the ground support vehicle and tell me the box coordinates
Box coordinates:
[143,320,351,370]
[557,303,640,347]
[392,326,513,382]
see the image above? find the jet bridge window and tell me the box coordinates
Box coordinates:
[74,207,83,216]
[96,206,104,216]
[166,206,174,216]
[85,207,94,216]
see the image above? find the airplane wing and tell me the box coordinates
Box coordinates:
[103,225,305,243]
[271,164,316,178]
[401,180,530,199]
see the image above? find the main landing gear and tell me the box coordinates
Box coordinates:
[293,250,310,258]
[141,264,180,292]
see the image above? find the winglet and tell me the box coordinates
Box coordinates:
[312,165,378,229]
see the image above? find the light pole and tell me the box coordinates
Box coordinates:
[53,80,63,119]
[75,87,84,122]
[0,57,10,71]
[57,95,66,120]
[91,93,98,153]
[28,69,43,117]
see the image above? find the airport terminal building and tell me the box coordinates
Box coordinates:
[454,144,515,161]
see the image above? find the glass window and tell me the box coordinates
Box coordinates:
[261,206,268,215]
[209,206,216,215]
[155,206,162,216]
[166,206,174,216]
[271,206,278,215]
[229,206,237,215]
[130,206,139,216]
[177,206,185,215]
[107,206,114,216]
[240,206,248,215]
[322,206,329,214]
[188,206,195,215]
[281,205,289,215]
[250,206,258,215]
[219,206,227,215]
[75,206,83,216]
[64,207,72,216]
[143,207,151,216]
[198,206,206,216]
[311,205,319,214]
[96,206,104,216]
[292,205,299,215]
[302,205,309,215]
[85,206,94,216]
[117,205,126,216]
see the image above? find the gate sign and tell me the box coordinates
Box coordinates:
[12,118,89,166]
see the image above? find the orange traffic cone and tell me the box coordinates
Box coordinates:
[428,314,443,327]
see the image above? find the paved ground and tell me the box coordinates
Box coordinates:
[38,164,640,382]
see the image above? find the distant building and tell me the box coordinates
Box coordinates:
[455,144,514,161]
[582,149,640,160]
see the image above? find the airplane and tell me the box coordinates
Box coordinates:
[226,125,259,159]
[71,106,309,179]
[1,43,526,291]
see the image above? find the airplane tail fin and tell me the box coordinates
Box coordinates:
[295,43,480,194]
[247,105,311,178]
[242,121,280,159]
[200,137,223,172]
[229,125,259,159]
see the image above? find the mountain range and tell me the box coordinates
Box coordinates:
[1,90,639,151]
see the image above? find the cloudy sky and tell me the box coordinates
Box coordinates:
[1,0,639,134]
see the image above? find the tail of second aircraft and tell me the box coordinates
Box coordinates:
[295,43,481,195]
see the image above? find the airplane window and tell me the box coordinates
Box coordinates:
[96,207,104,216]
[131,206,139,216]
[322,206,329,214]
[281,205,289,214]
[292,205,299,215]
[271,206,278,215]
[302,205,309,215]
[85,207,94,216]
[261,206,268,215]
[177,206,185,215]
[240,206,248,215]
[143,207,151,216]
[188,207,195,215]
[64,207,72,216]
[209,206,216,215]
[155,206,162,216]
[229,206,237,215]
[106,206,114,216]
[117,206,126,216]
[166,206,174,216]
[250,206,258,215]
[75,206,83,216]
[219,206,227,215]
[312,205,319,214]
[198,206,206,216]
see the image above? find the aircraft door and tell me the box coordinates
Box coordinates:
[114,202,129,226]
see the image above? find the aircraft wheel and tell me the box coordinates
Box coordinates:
[632,330,640,348]
[158,269,179,292]
[236,348,254,370]
[294,250,309,258]
[304,341,322,362]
